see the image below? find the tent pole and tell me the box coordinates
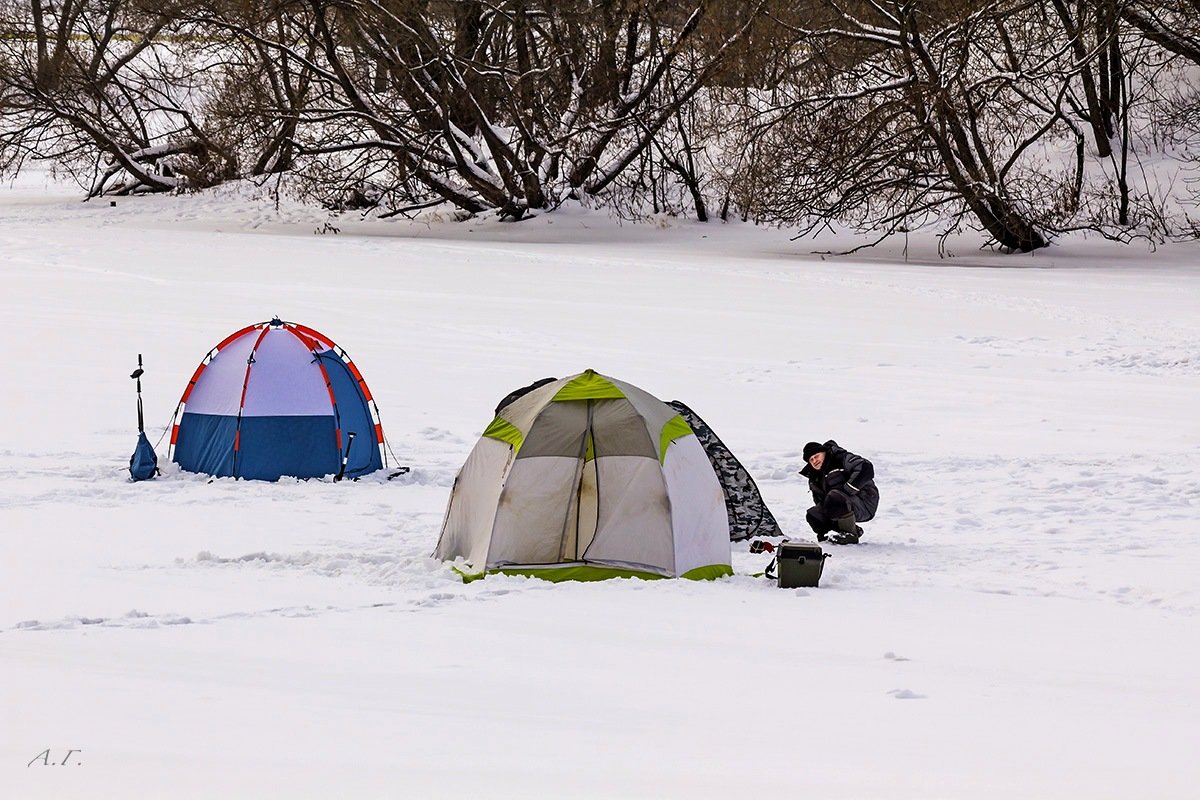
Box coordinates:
[335,432,356,481]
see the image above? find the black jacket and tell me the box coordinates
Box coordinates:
[800,440,876,506]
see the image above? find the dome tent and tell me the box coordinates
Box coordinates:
[434,370,732,582]
[168,319,385,481]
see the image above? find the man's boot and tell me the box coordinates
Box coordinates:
[828,514,862,545]
[834,513,858,533]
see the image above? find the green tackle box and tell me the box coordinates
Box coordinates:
[776,541,828,588]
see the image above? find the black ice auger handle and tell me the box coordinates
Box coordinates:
[131,354,145,433]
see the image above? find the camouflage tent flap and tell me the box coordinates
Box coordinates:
[667,400,783,542]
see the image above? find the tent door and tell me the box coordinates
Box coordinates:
[576,453,599,559]
[557,402,599,562]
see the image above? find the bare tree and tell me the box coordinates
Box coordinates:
[194,1,770,218]
[1121,0,1200,65]
[748,2,1056,251]
[0,1,242,194]
[1048,0,1120,158]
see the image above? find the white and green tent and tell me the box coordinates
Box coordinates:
[434,370,733,582]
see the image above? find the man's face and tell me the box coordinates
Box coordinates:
[808,451,825,470]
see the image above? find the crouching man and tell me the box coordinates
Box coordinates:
[801,440,879,545]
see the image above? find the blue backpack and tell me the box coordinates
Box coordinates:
[130,431,158,481]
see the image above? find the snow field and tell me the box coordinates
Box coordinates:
[1,178,1198,798]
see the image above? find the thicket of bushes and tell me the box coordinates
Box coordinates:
[3,1,1199,251]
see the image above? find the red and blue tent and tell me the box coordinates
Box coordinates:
[168,319,386,481]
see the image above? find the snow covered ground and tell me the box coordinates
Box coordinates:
[2,173,1198,798]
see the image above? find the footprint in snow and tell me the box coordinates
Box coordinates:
[883,651,911,662]
[888,689,925,700]
[414,592,461,607]
[420,427,462,443]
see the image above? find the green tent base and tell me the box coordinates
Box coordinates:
[453,563,733,584]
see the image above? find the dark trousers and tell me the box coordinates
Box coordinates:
[806,486,879,535]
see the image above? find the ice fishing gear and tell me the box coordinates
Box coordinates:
[168,320,388,481]
[773,541,828,587]
[129,354,159,481]
[433,369,734,580]
[750,539,781,581]
[750,539,829,588]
